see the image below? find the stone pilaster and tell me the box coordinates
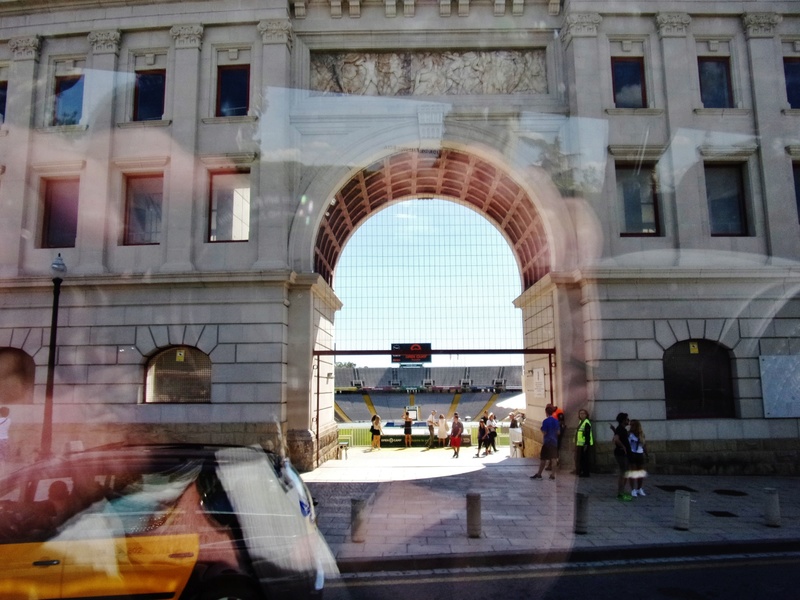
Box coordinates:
[161,25,203,272]
[0,37,40,277]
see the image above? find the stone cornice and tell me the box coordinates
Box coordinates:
[743,13,782,39]
[170,24,203,50]
[608,144,667,162]
[656,13,691,38]
[562,13,602,46]
[88,30,120,55]
[9,36,40,61]
[258,19,293,51]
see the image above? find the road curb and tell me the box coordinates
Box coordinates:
[336,538,800,573]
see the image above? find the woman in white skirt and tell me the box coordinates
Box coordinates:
[627,419,648,496]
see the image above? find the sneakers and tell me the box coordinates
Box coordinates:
[638,488,647,496]
[617,493,633,501]
[549,474,555,480]
[530,474,542,479]
[631,489,639,497]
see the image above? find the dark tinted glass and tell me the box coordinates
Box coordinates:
[216,66,249,117]
[134,70,166,121]
[611,58,645,108]
[698,58,733,109]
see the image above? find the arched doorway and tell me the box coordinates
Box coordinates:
[288,145,590,467]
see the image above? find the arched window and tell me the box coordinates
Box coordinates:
[145,346,211,403]
[0,348,35,404]
[663,339,735,419]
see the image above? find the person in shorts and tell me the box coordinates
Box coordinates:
[530,405,560,480]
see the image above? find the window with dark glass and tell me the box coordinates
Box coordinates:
[698,57,733,109]
[0,81,7,123]
[43,178,79,248]
[663,340,735,419]
[705,164,747,236]
[208,171,250,242]
[793,164,800,223]
[145,346,212,403]
[53,74,84,126]
[784,58,800,109]
[216,65,249,117]
[124,174,163,245]
[133,70,166,121]
[616,164,660,236]
[611,57,646,109]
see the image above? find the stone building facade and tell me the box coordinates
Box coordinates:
[0,0,799,473]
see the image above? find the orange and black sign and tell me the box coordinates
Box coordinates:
[391,343,431,364]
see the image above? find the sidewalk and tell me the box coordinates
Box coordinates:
[301,445,800,573]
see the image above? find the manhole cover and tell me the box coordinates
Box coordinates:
[656,485,698,493]
[713,489,748,497]
[707,510,738,518]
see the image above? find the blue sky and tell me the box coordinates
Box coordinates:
[332,199,524,367]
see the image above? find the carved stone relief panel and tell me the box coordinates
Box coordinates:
[310,49,547,96]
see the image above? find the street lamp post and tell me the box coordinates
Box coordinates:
[41,253,67,459]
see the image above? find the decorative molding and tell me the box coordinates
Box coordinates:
[563,13,602,45]
[439,0,450,17]
[31,160,87,175]
[783,109,800,117]
[258,20,293,51]
[699,145,758,160]
[606,108,664,116]
[404,0,414,17]
[418,104,444,141]
[743,13,782,39]
[9,36,40,61]
[113,156,171,170]
[458,0,469,17]
[547,0,560,17]
[693,108,751,116]
[330,0,342,18]
[311,50,547,96]
[200,116,258,125]
[350,0,361,17]
[785,145,800,158]
[117,119,172,129]
[199,153,258,168]
[170,24,203,50]
[656,13,691,38]
[88,30,121,55]
[291,0,307,19]
[608,144,667,162]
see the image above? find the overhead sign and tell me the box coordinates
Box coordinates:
[391,343,431,364]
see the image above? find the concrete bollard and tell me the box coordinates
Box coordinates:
[351,498,366,543]
[764,488,781,528]
[574,492,589,534]
[674,490,691,530]
[466,492,481,538]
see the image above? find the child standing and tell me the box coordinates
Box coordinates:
[628,420,648,496]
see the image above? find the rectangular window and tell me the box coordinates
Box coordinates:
[698,57,733,109]
[784,58,800,109]
[43,178,79,248]
[793,164,800,223]
[53,74,84,126]
[705,165,747,236]
[616,165,660,236]
[124,175,163,245]
[216,65,249,117]
[611,57,646,109]
[133,70,166,121]
[0,80,7,123]
[208,171,250,242]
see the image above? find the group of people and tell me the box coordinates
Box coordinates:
[528,404,647,499]
[612,412,648,500]
[474,411,499,457]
